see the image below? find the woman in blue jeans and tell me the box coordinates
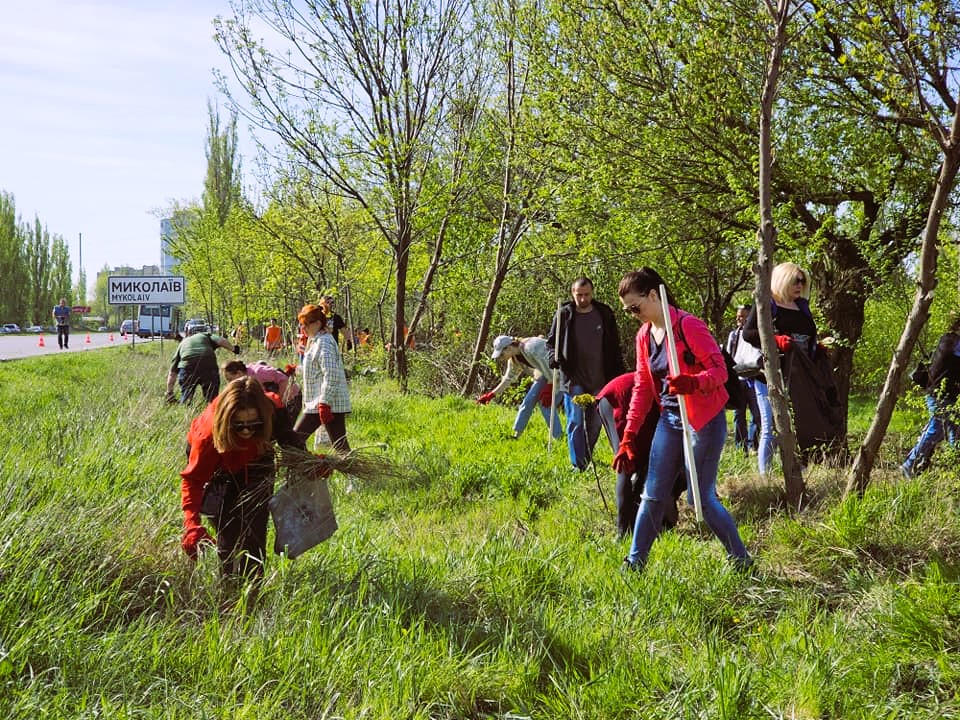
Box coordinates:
[613,268,751,571]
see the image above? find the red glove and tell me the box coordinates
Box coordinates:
[667,373,700,395]
[318,403,334,424]
[181,525,214,560]
[283,363,297,376]
[477,391,496,405]
[539,383,554,407]
[612,431,637,473]
[774,335,793,352]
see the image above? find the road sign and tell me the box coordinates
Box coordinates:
[107,276,185,305]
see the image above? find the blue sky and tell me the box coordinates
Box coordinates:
[0,0,258,291]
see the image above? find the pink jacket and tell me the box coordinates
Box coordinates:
[624,306,728,433]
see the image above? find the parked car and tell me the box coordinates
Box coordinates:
[2,323,21,333]
[26,325,43,333]
[120,319,137,336]
[97,326,108,332]
[183,318,209,335]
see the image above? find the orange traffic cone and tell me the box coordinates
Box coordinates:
[108,333,115,343]
[85,334,91,344]
[38,334,45,347]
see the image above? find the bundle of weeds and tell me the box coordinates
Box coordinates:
[277,446,409,489]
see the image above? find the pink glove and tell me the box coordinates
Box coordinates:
[667,373,700,395]
[181,526,214,560]
[477,391,496,405]
[318,403,334,424]
[775,335,793,353]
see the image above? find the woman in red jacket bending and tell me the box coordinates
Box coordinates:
[180,376,303,577]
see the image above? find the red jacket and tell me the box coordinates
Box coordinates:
[624,306,728,434]
[180,392,285,532]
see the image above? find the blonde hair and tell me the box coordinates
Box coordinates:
[212,377,274,453]
[771,262,810,303]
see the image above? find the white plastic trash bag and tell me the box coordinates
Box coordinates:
[269,478,337,558]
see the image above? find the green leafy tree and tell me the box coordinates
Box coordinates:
[215,0,481,387]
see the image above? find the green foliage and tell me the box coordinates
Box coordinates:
[2,350,960,716]
[0,190,73,327]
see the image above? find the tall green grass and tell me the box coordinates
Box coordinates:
[0,346,958,718]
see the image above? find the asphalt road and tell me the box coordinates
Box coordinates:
[0,332,158,360]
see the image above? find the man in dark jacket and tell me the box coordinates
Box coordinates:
[546,277,626,470]
[902,319,960,478]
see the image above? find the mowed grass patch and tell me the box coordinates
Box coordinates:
[1,348,959,718]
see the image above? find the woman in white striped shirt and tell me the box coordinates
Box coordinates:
[294,303,352,453]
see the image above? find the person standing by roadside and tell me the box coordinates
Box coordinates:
[52,298,70,349]
[546,277,626,470]
[294,303,352,453]
[725,304,760,454]
[614,268,751,572]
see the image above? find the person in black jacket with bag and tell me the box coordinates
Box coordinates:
[901,316,960,478]
[546,277,626,470]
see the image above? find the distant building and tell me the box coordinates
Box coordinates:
[161,210,194,275]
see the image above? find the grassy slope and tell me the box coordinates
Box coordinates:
[0,347,958,719]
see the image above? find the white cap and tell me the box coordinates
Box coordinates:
[491,335,515,359]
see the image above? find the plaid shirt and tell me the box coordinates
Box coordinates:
[301,332,351,413]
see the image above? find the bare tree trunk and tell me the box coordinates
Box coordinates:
[758,0,805,507]
[847,138,960,495]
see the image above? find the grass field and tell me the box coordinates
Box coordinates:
[1,345,958,718]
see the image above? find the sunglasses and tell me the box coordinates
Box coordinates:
[623,304,644,315]
[793,276,807,285]
[232,420,264,432]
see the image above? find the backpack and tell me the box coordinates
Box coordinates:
[675,314,744,410]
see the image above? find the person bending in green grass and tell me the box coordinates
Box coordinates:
[179,377,303,577]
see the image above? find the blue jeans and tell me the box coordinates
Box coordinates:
[563,384,602,470]
[753,380,778,475]
[733,379,760,453]
[627,409,749,566]
[513,376,563,439]
[903,394,959,475]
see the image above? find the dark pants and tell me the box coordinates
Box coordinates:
[178,366,220,404]
[57,324,69,348]
[732,378,760,453]
[208,463,275,578]
[294,411,351,453]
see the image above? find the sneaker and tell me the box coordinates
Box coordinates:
[621,557,643,572]
[900,464,913,480]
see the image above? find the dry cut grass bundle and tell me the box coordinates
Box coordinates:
[277,446,409,488]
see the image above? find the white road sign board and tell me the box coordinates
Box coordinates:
[107,276,186,305]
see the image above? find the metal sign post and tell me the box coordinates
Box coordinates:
[658,284,703,522]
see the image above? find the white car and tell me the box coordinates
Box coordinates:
[26,325,43,333]
[1,323,20,333]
